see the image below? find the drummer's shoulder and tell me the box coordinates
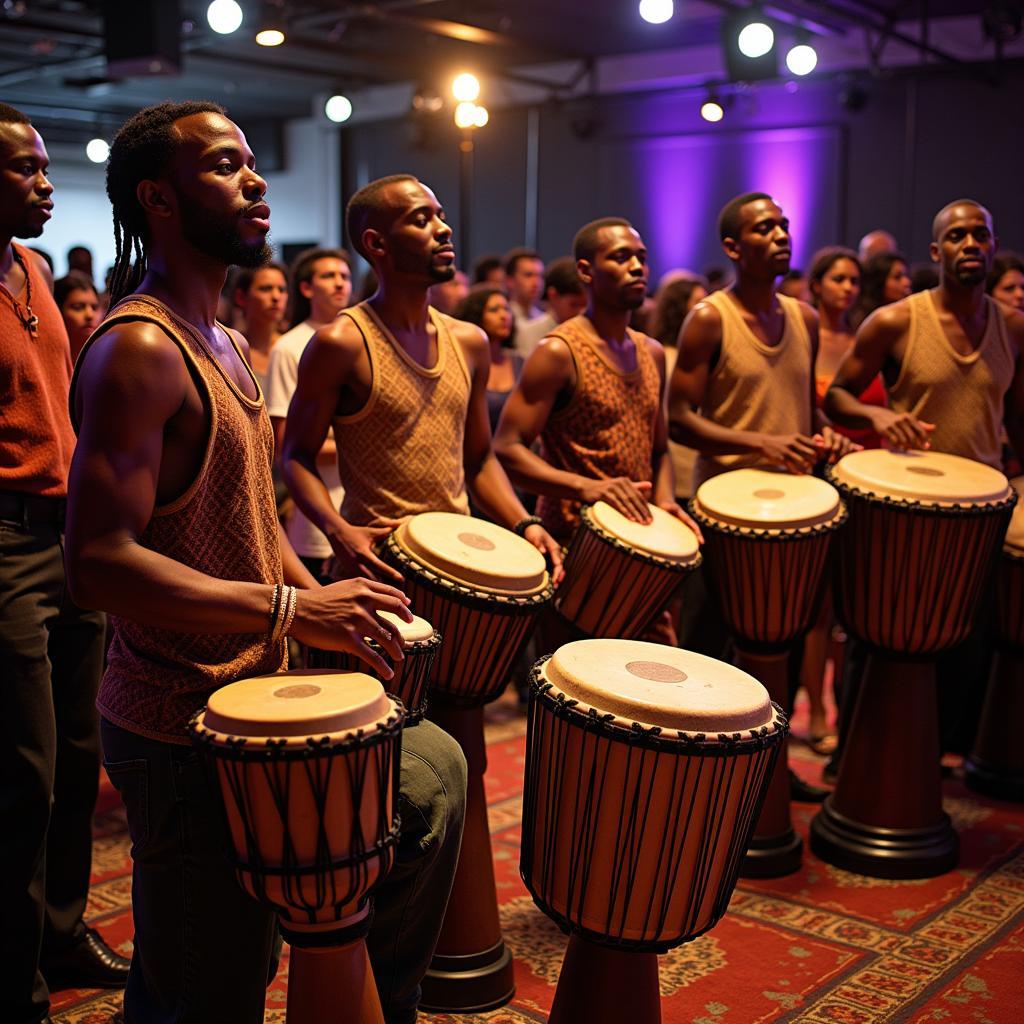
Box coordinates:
[446,315,488,354]
[530,334,575,373]
[678,299,723,354]
[309,311,364,353]
[858,300,912,346]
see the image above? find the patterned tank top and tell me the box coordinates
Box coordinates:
[888,291,1014,470]
[694,290,813,487]
[537,314,661,540]
[333,302,472,526]
[69,296,285,744]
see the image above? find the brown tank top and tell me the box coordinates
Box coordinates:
[333,302,471,526]
[69,296,284,744]
[694,290,813,487]
[536,314,661,540]
[888,291,1014,470]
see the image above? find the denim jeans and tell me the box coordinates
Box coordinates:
[0,520,106,1024]
[102,716,467,1024]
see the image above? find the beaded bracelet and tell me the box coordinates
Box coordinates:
[268,583,282,638]
[280,586,299,639]
[513,515,544,538]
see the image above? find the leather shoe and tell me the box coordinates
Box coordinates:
[790,769,830,803]
[42,926,130,991]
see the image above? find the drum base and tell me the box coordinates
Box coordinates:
[287,939,384,1024]
[965,648,1024,803]
[741,827,803,879]
[810,796,958,879]
[549,935,661,1024]
[419,940,515,1014]
[420,701,515,1013]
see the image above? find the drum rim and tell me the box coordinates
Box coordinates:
[188,700,405,755]
[825,463,1018,516]
[528,659,787,752]
[688,496,848,539]
[580,504,703,570]
[384,533,555,609]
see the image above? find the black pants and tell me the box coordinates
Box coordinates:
[0,519,106,1024]
[102,717,467,1024]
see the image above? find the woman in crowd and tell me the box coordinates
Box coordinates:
[852,250,911,328]
[988,252,1024,313]
[54,272,103,360]
[454,285,524,433]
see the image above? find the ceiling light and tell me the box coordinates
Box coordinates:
[785,42,817,76]
[737,21,774,59]
[324,94,353,123]
[639,0,673,25]
[454,102,479,129]
[207,0,243,35]
[256,29,284,46]
[85,138,109,163]
[452,73,480,102]
[700,99,724,123]
[473,104,489,128]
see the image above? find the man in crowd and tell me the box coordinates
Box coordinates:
[514,255,587,356]
[504,246,545,328]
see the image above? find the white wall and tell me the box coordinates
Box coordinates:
[35,118,339,280]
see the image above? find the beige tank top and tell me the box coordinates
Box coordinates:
[888,291,1014,470]
[694,290,813,487]
[334,302,472,525]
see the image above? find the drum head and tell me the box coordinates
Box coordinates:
[590,501,700,563]
[694,468,840,530]
[200,670,394,738]
[396,512,548,594]
[1006,476,1024,553]
[379,609,435,645]
[831,449,1011,505]
[542,639,773,733]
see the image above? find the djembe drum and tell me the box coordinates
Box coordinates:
[554,501,701,638]
[690,468,845,877]
[811,450,1015,877]
[190,670,404,1023]
[307,610,441,724]
[521,639,786,1024]
[382,512,553,1011]
[966,476,1024,801]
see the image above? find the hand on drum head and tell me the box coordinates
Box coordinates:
[758,432,820,474]
[813,426,862,465]
[579,477,653,523]
[657,500,705,544]
[523,523,566,586]
[290,578,412,679]
[326,518,405,583]
[869,408,936,451]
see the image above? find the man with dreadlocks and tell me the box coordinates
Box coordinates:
[0,102,129,1024]
[65,101,467,1024]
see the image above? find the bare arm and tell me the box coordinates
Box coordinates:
[66,324,410,675]
[280,319,403,582]
[493,337,654,523]
[800,303,856,463]
[825,303,935,449]
[456,322,564,579]
[668,302,818,473]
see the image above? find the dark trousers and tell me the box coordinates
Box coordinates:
[0,520,106,1024]
[102,717,467,1024]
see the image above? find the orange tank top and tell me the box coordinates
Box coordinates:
[888,291,1014,469]
[70,296,285,744]
[536,315,661,540]
[333,302,472,526]
[0,243,77,497]
[694,290,813,487]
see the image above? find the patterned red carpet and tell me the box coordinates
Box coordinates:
[53,697,1024,1023]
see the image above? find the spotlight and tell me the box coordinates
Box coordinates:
[86,138,109,163]
[256,0,285,46]
[451,72,480,103]
[454,101,478,129]
[324,94,353,123]
[737,20,774,58]
[473,104,489,128]
[785,42,817,76]
[256,28,284,46]
[207,0,243,35]
[639,0,673,25]
[700,98,724,123]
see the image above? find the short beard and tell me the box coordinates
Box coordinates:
[954,265,986,287]
[179,193,272,269]
[428,263,456,283]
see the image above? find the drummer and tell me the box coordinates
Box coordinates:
[64,104,465,1024]
[280,174,563,585]
[493,217,702,643]
[824,199,1024,467]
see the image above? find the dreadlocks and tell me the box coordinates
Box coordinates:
[105,100,225,305]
